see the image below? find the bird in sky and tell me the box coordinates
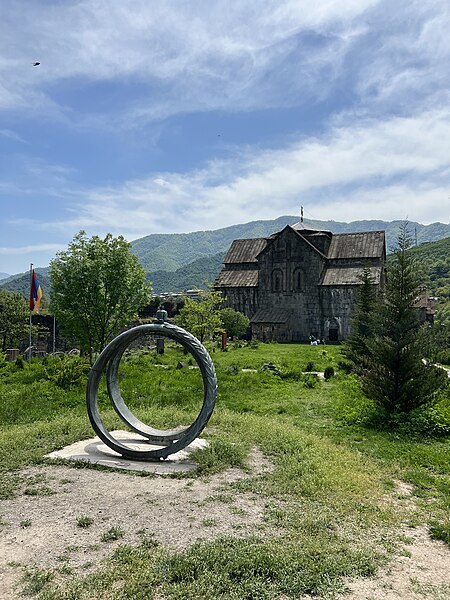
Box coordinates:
[32,62,40,66]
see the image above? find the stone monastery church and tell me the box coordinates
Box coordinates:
[215,221,386,343]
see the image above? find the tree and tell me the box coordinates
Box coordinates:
[343,266,378,368]
[361,225,447,414]
[0,289,28,350]
[176,289,223,343]
[220,308,250,339]
[50,231,151,361]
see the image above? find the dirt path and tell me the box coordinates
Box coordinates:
[340,481,450,600]
[1,454,449,599]
[0,449,273,598]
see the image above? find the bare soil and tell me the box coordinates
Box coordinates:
[0,448,273,598]
[0,453,449,599]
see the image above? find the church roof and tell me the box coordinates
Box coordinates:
[327,231,385,259]
[320,265,382,286]
[215,269,259,287]
[291,221,331,235]
[251,307,290,323]
[223,238,268,264]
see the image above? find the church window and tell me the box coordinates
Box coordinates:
[272,269,283,292]
[293,268,304,291]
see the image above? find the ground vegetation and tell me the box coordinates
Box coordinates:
[0,342,449,598]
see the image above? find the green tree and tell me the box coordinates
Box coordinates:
[343,266,378,369]
[361,225,447,414]
[177,289,223,343]
[220,308,250,339]
[0,289,29,350]
[50,231,151,361]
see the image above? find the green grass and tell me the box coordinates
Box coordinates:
[0,343,449,599]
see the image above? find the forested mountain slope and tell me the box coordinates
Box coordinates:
[131,217,450,273]
[2,220,450,298]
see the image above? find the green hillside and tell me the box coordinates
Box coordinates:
[2,219,450,298]
[409,236,450,323]
[149,252,225,294]
[131,217,450,272]
[131,216,298,272]
[0,268,51,304]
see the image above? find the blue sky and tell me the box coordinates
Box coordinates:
[1,0,450,274]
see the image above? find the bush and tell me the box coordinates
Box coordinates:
[304,361,315,372]
[247,340,259,349]
[437,349,450,366]
[324,366,335,380]
[279,369,302,381]
[260,363,283,377]
[45,355,90,389]
[15,356,25,369]
[395,400,450,437]
[337,360,353,374]
[303,373,320,388]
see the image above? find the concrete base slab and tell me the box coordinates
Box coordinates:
[45,430,208,475]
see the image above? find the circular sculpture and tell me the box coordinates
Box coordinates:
[86,322,217,460]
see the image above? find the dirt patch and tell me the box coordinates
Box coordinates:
[341,480,450,600]
[0,447,273,598]
[342,525,450,600]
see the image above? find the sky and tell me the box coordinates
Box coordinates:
[1,0,450,274]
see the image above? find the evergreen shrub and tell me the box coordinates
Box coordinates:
[324,366,335,380]
[437,349,450,366]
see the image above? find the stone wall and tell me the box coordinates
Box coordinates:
[257,227,326,341]
[319,285,360,341]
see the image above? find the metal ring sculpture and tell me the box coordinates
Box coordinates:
[86,322,217,460]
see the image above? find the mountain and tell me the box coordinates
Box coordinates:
[409,236,450,321]
[131,217,450,273]
[0,272,10,281]
[131,216,298,272]
[149,252,225,294]
[2,218,450,297]
[0,268,51,301]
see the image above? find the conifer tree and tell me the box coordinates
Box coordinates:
[361,225,447,414]
[344,266,378,369]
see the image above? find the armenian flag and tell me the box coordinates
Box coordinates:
[30,269,43,313]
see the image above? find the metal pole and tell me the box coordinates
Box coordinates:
[52,314,56,354]
[29,263,33,365]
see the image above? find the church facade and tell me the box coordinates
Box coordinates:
[214,223,386,342]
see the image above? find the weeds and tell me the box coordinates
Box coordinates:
[101,526,125,542]
[77,516,94,528]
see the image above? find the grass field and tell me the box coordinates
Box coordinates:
[0,342,449,599]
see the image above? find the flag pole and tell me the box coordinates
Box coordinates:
[29,263,33,365]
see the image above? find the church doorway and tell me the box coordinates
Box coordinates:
[328,327,339,342]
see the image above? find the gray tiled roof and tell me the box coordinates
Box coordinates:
[223,238,268,264]
[327,231,385,259]
[215,269,259,287]
[251,308,290,323]
[320,266,382,286]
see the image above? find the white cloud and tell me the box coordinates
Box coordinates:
[0,243,62,255]
[28,107,447,240]
[0,0,378,124]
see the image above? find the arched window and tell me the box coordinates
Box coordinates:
[271,269,283,292]
[293,268,304,291]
